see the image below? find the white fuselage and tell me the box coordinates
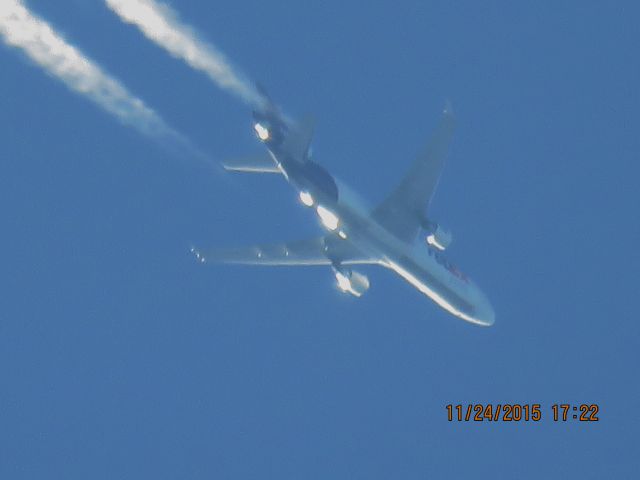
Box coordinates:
[308,177,494,326]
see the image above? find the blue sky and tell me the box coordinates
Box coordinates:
[1,0,638,478]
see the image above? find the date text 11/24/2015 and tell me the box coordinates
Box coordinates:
[446,404,600,422]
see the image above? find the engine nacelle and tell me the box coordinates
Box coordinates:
[333,267,370,297]
[426,224,453,251]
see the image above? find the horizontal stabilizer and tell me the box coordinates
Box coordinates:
[222,153,280,173]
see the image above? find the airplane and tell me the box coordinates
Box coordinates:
[192,91,495,326]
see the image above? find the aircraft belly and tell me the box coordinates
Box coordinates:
[340,210,484,323]
[391,255,473,311]
[387,255,494,325]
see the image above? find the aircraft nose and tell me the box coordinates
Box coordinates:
[477,304,495,326]
[464,284,495,327]
[474,294,496,326]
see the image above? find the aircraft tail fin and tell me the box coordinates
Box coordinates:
[282,115,315,161]
[254,82,288,123]
[252,83,314,161]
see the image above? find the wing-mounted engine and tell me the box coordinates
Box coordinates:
[422,220,453,251]
[332,266,370,297]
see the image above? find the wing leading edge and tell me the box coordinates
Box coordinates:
[372,104,455,243]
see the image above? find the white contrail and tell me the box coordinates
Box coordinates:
[0,0,208,161]
[105,0,266,109]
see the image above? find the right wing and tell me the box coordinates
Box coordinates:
[372,104,455,243]
[192,236,374,267]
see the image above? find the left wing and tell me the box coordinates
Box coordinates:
[192,236,374,266]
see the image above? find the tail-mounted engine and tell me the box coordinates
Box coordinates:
[333,266,370,297]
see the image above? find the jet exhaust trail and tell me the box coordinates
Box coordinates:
[105,0,266,109]
[0,0,208,162]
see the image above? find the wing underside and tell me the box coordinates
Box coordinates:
[192,236,376,266]
[372,105,455,243]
